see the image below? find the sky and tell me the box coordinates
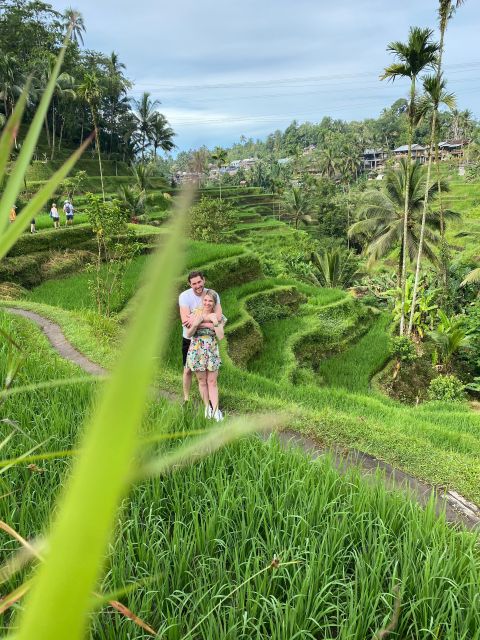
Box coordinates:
[55,0,479,152]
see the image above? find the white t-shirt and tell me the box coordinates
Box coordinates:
[178,288,220,339]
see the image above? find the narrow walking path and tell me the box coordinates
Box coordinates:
[5,306,480,530]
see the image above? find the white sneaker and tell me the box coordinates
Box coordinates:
[204,405,213,419]
[213,408,224,422]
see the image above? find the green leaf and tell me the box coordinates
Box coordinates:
[0,84,30,211]
[0,135,93,261]
[15,190,191,640]
[0,37,70,236]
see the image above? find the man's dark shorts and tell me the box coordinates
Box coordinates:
[182,337,191,367]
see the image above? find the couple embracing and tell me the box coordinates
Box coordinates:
[179,271,225,421]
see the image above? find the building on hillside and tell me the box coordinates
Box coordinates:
[363,149,388,171]
[302,144,317,155]
[393,143,427,163]
[438,140,468,160]
[277,157,292,165]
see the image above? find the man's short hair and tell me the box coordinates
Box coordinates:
[188,270,205,283]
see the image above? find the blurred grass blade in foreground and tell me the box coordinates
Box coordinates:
[14,191,191,640]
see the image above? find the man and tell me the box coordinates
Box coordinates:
[63,200,74,226]
[179,271,223,403]
[9,204,16,223]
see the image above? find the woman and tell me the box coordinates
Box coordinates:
[185,289,224,421]
[50,203,59,229]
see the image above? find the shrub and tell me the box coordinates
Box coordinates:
[189,197,235,241]
[428,374,465,402]
[390,336,417,363]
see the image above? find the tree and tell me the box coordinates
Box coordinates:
[435,1,466,300]
[0,53,23,120]
[381,26,439,334]
[105,52,131,158]
[349,160,458,281]
[77,72,105,201]
[50,71,76,159]
[211,146,228,199]
[63,7,86,46]
[131,92,160,161]
[311,248,359,288]
[408,74,456,335]
[282,187,314,230]
[189,197,235,241]
[150,112,175,158]
[188,148,209,182]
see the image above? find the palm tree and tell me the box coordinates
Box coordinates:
[188,148,209,183]
[318,147,338,179]
[311,248,358,288]
[150,112,175,158]
[435,1,466,297]
[50,72,76,160]
[131,162,155,191]
[282,187,314,230]
[349,160,458,282]
[407,74,456,335]
[211,146,228,199]
[381,26,439,334]
[461,268,480,287]
[63,7,86,46]
[105,52,131,158]
[0,53,23,120]
[77,72,105,201]
[131,92,160,161]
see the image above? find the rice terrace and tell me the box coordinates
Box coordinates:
[1,1,480,638]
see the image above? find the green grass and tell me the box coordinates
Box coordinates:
[25,241,246,311]
[1,311,480,639]
[317,313,391,392]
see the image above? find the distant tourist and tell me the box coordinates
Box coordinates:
[50,203,60,229]
[185,289,225,421]
[9,205,16,223]
[30,218,36,233]
[63,200,74,226]
[179,271,224,414]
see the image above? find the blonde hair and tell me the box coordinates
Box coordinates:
[203,289,218,308]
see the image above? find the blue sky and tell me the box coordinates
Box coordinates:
[58,0,479,151]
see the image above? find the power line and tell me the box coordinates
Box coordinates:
[131,61,480,93]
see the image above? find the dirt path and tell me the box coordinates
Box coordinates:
[5,307,480,531]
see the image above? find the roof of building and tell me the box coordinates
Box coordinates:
[394,144,426,152]
[363,148,385,155]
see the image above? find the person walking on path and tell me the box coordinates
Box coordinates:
[63,200,74,226]
[50,203,60,229]
[179,271,223,404]
[30,218,36,233]
[9,205,16,223]
[185,289,225,421]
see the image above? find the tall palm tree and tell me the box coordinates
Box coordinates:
[381,26,439,334]
[132,92,160,161]
[78,72,105,201]
[50,72,76,160]
[150,112,175,158]
[407,74,456,335]
[211,146,228,199]
[349,160,458,282]
[282,187,314,230]
[106,52,131,158]
[318,147,338,178]
[63,7,86,46]
[435,1,466,298]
